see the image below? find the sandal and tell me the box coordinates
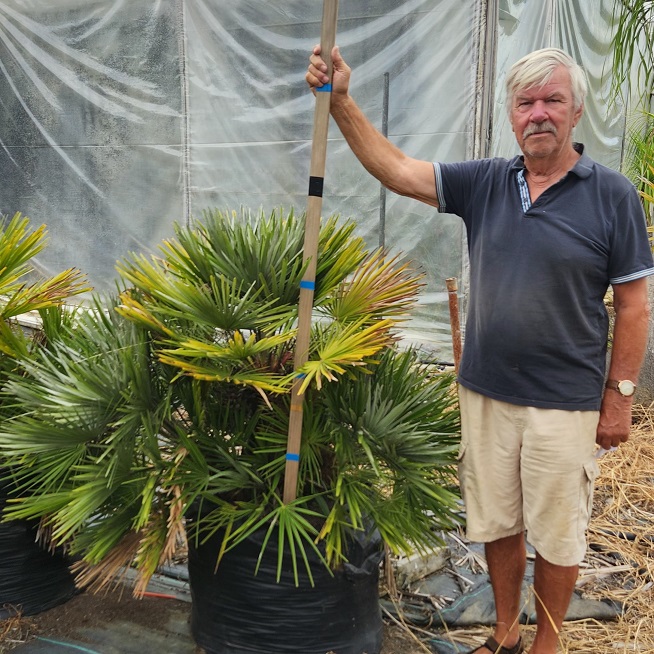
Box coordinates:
[470,636,524,654]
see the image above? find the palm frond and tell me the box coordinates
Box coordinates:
[0,213,90,364]
[322,249,423,322]
[610,0,654,104]
[0,214,48,291]
[298,318,395,392]
[0,269,89,320]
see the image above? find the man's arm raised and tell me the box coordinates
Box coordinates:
[307,45,438,208]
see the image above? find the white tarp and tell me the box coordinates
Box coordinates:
[0,0,627,359]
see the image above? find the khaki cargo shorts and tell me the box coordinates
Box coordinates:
[457,385,600,566]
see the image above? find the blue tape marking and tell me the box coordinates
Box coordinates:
[286,453,300,462]
[295,373,307,379]
[316,84,332,92]
[300,280,315,290]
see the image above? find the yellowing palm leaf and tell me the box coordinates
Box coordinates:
[324,249,423,322]
[297,318,395,393]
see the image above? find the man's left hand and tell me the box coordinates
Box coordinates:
[596,393,632,450]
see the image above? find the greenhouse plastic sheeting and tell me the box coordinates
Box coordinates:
[0,1,628,358]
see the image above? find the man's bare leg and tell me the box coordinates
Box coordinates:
[529,554,578,654]
[477,532,525,652]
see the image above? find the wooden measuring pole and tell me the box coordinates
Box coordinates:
[446,277,462,372]
[283,0,339,504]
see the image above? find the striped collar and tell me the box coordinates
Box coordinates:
[516,169,531,212]
[513,142,593,212]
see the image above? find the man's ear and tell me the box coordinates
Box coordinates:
[573,102,584,128]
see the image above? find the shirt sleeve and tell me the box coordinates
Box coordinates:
[609,186,654,284]
[434,159,489,217]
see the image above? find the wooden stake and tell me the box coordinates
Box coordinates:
[283,0,339,504]
[446,277,462,372]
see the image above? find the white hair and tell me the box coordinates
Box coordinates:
[505,48,588,113]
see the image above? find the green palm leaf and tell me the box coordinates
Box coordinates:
[610,0,654,104]
[322,249,422,322]
[298,318,395,392]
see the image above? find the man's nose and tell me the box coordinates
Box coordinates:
[529,100,548,122]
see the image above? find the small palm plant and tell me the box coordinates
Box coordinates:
[0,212,89,615]
[0,208,461,594]
[0,211,89,504]
[0,212,90,420]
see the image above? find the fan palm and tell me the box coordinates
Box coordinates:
[0,207,461,593]
[0,212,90,422]
[0,213,89,615]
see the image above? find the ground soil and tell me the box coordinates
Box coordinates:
[1,584,425,654]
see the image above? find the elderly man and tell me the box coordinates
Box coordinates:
[306,47,653,654]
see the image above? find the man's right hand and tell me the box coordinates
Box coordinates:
[304,44,439,208]
[306,45,350,101]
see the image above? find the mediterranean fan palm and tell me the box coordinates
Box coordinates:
[0,208,461,592]
[0,212,89,428]
[0,213,89,371]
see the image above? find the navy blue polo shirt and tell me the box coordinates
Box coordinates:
[435,144,654,410]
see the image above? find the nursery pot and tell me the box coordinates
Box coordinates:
[187,523,384,654]
[0,479,76,618]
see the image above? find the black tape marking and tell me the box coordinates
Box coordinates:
[308,176,324,197]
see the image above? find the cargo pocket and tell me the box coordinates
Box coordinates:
[456,442,467,502]
[581,459,600,525]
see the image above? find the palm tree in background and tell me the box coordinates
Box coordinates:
[611,1,654,243]
[611,0,654,101]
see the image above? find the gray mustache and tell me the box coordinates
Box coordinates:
[523,121,557,138]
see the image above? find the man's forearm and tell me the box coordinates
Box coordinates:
[597,279,650,448]
[329,95,438,206]
[330,95,406,191]
[607,293,650,382]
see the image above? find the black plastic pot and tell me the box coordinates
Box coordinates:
[0,483,76,619]
[188,524,384,654]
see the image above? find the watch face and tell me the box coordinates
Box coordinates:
[618,380,636,396]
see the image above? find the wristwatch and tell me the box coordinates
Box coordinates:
[605,379,636,397]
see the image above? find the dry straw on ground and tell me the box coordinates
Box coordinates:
[562,402,654,654]
[387,403,654,653]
